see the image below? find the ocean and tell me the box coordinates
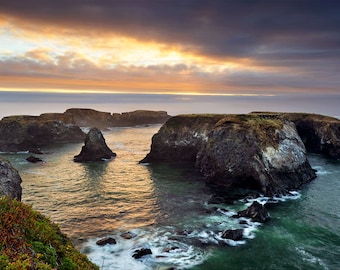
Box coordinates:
[1,124,339,270]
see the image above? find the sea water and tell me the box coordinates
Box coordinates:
[1,125,339,270]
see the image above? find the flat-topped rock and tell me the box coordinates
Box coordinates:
[0,115,85,153]
[141,114,317,196]
[74,127,116,162]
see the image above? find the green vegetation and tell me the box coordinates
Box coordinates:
[0,196,99,270]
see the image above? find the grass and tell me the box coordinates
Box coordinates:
[0,196,99,270]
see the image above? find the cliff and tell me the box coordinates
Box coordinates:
[0,197,98,270]
[0,109,171,153]
[0,115,85,153]
[251,112,340,159]
[141,114,320,196]
[40,108,171,129]
[0,158,98,269]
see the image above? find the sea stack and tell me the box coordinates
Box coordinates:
[141,114,317,196]
[74,127,116,162]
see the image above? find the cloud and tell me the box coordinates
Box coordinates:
[0,0,339,94]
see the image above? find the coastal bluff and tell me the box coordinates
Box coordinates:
[141,113,340,196]
[0,109,170,153]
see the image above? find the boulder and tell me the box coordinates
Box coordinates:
[0,158,22,200]
[221,229,244,240]
[234,201,270,223]
[26,155,43,163]
[0,115,85,153]
[74,128,116,162]
[96,237,117,246]
[141,114,317,196]
[132,248,152,259]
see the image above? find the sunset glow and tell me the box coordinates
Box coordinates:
[1,1,339,96]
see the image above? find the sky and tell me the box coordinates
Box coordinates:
[1,0,340,97]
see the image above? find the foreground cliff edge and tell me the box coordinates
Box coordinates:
[0,158,99,270]
[141,112,340,196]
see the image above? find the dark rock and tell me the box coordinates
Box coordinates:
[96,237,117,246]
[141,114,317,196]
[51,108,171,129]
[26,155,43,163]
[251,112,340,159]
[111,110,171,127]
[235,201,270,223]
[74,128,116,162]
[0,115,85,153]
[0,158,22,200]
[221,229,244,241]
[132,248,152,259]
[120,231,137,240]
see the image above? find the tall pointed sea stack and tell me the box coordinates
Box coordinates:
[74,128,116,162]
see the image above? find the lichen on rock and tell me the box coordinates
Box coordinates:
[141,113,319,196]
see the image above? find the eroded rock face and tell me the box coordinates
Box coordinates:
[141,114,317,196]
[0,158,22,200]
[0,115,85,153]
[74,127,116,162]
[251,112,340,159]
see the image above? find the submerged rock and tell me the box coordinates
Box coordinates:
[132,248,152,259]
[96,237,117,246]
[0,158,22,200]
[141,114,317,196]
[235,201,270,223]
[26,155,43,163]
[221,229,244,240]
[74,127,116,162]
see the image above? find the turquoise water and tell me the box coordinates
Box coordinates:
[1,126,339,269]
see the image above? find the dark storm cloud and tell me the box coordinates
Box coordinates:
[2,0,340,62]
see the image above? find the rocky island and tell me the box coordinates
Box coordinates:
[0,109,171,153]
[141,112,340,196]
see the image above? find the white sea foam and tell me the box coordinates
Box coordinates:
[296,247,329,270]
[313,165,330,175]
[82,227,209,270]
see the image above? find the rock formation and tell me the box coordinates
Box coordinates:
[0,115,85,153]
[74,127,116,162]
[26,155,43,163]
[251,112,340,159]
[0,108,171,153]
[40,108,171,129]
[0,158,22,200]
[141,114,318,196]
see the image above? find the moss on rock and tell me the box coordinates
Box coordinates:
[0,196,98,270]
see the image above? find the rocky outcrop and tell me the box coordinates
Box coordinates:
[251,112,340,159]
[40,109,171,129]
[0,115,85,153]
[0,158,22,200]
[26,155,43,163]
[141,114,317,196]
[234,201,270,223]
[74,128,116,162]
